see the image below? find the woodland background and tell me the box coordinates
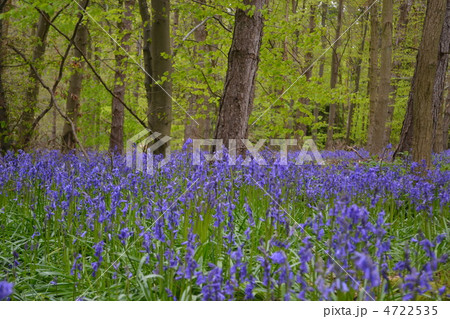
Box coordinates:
[0,0,449,163]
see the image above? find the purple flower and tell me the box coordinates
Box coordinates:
[201,265,225,301]
[93,241,105,262]
[244,276,255,300]
[354,252,380,287]
[270,251,286,264]
[0,281,13,300]
[91,261,100,277]
[118,228,132,244]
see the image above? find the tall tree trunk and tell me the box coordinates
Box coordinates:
[394,71,416,156]
[411,0,446,166]
[313,2,327,141]
[368,0,393,155]
[295,4,315,143]
[185,2,214,141]
[138,0,153,122]
[148,0,172,155]
[214,0,267,155]
[395,0,448,159]
[0,0,10,153]
[325,0,343,149]
[367,1,380,151]
[432,0,450,153]
[443,78,450,149]
[19,10,51,149]
[61,22,89,152]
[386,0,413,146]
[318,3,327,79]
[346,10,368,144]
[109,0,135,154]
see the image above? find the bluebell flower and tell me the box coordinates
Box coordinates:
[118,227,132,245]
[354,252,380,287]
[270,251,286,264]
[93,241,105,262]
[0,281,13,301]
[244,276,255,300]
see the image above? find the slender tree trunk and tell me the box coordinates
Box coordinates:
[367,1,380,150]
[138,0,153,121]
[318,3,327,79]
[386,0,413,146]
[61,22,89,152]
[19,10,51,149]
[304,6,315,108]
[368,0,393,155]
[346,10,368,144]
[313,2,327,141]
[325,0,343,149]
[0,0,10,153]
[411,0,446,166]
[295,4,315,143]
[214,0,267,155]
[148,0,172,155]
[432,0,450,153]
[185,1,214,140]
[109,0,135,154]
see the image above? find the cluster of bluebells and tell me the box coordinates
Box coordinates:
[394,235,448,300]
[0,148,448,300]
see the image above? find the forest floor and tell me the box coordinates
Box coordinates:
[0,149,449,300]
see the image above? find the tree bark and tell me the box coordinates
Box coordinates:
[385,0,413,146]
[432,0,450,153]
[318,3,327,79]
[19,10,51,149]
[325,0,343,149]
[184,1,214,141]
[367,1,380,150]
[0,0,10,153]
[411,0,446,166]
[148,0,172,155]
[395,0,449,159]
[109,0,135,154]
[394,74,415,156]
[368,0,393,155]
[443,78,450,149]
[313,2,327,141]
[214,0,266,155]
[295,4,315,143]
[346,9,368,144]
[138,0,153,121]
[61,21,89,152]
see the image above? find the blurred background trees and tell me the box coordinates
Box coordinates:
[0,0,448,164]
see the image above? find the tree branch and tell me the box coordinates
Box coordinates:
[183,17,212,41]
[190,0,235,16]
[50,2,71,23]
[212,15,232,33]
[38,9,149,130]
[9,45,89,159]
[27,2,90,138]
